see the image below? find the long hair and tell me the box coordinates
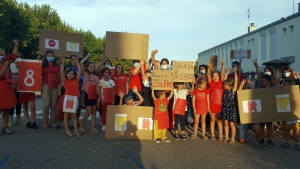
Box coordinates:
[85,61,97,75]
[115,63,124,74]
[42,50,58,68]
[264,67,275,76]
[281,67,294,79]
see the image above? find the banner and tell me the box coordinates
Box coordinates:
[39,30,83,58]
[237,86,300,124]
[17,59,42,92]
[230,50,251,59]
[151,70,173,90]
[105,31,149,60]
[105,106,153,140]
[172,61,194,82]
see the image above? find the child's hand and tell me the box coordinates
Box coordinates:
[294,72,299,79]
[13,39,18,45]
[133,86,138,93]
[220,58,224,65]
[87,53,92,58]
[61,58,66,63]
[247,78,252,84]
[192,78,195,84]
[151,49,158,57]
[208,109,212,114]
[119,91,124,97]
[233,67,237,72]
[207,61,212,69]
[241,79,246,85]
[97,98,101,104]
[226,67,231,72]
[252,60,258,68]
[140,59,145,66]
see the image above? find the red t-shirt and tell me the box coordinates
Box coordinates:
[209,80,223,113]
[192,89,210,114]
[227,73,246,82]
[42,65,60,84]
[111,74,128,95]
[64,79,80,97]
[153,98,169,120]
[129,66,145,91]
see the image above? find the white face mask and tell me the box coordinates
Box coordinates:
[264,72,271,75]
[200,70,206,74]
[105,64,111,68]
[161,65,168,70]
[283,72,290,78]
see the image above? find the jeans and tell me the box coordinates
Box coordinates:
[174,114,185,130]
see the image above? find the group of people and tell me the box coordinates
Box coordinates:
[1,40,300,151]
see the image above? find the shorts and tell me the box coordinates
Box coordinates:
[238,123,258,140]
[19,92,35,103]
[83,92,97,107]
[282,121,299,131]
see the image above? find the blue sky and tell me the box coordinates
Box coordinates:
[17,0,300,62]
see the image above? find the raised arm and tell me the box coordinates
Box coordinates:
[133,86,144,106]
[95,60,104,74]
[76,60,81,80]
[188,79,195,93]
[12,39,18,55]
[151,87,157,100]
[233,67,238,92]
[130,64,142,76]
[60,58,66,82]
[140,59,146,81]
[253,60,261,86]
[80,53,92,74]
[151,49,158,70]
[220,58,225,81]
[207,61,212,83]
[224,67,230,81]
[239,79,246,90]
[167,88,174,100]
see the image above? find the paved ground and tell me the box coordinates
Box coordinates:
[0,98,299,169]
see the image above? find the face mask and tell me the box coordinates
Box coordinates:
[133,63,139,67]
[283,72,290,78]
[47,57,54,62]
[161,65,168,70]
[200,70,206,74]
[264,72,271,75]
[0,56,3,62]
[105,64,111,68]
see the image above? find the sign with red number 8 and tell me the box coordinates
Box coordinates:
[17,59,42,92]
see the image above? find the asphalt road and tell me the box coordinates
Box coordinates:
[0,98,299,169]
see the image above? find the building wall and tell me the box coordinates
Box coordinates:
[198,15,300,73]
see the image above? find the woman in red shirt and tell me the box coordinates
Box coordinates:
[111,63,129,105]
[41,50,60,129]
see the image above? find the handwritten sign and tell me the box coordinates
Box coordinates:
[230,50,251,59]
[150,70,173,90]
[105,31,149,60]
[172,61,194,82]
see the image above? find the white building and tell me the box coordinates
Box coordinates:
[198,5,300,73]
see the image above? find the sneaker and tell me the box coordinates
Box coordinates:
[259,139,265,145]
[155,139,161,143]
[162,139,171,143]
[102,125,106,132]
[268,140,275,148]
[295,144,300,151]
[26,122,32,129]
[181,134,187,141]
[15,119,26,126]
[8,118,14,127]
[174,134,180,140]
[254,142,261,149]
[31,122,38,129]
[280,142,291,148]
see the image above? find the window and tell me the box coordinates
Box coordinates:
[251,39,254,45]
[289,25,294,33]
[261,36,267,60]
[248,40,250,46]
[283,28,286,35]
[270,33,276,59]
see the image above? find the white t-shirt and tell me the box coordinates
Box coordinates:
[99,79,115,101]
[10,63,18,79]
[173,89,188,110]
[143,79,152,87]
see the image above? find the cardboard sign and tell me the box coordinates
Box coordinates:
[103,88,113,103]
[63,95,78,113]
[230,50,251,59]
[172,61,194,82]
[105,106,153,140]
[39,30,84,58]
[150,70,173,90]
[237,86,300,124]
[17,59,42,92]
[105,31,149,60]
[174,98,186,115]
[88,84,97,100]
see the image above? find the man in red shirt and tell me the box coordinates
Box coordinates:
[227,61,246,83]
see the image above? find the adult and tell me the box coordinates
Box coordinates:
[9,49,25,126]
[227,61,246,86]
[253,60,277,87]
[68,55,84,127]
[0,41,18,134]
[111,63,129,105]
[279,67,299,85]
[41,50,60,129]
[238,123,261,149]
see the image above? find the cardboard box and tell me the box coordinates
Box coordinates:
[172,61,194,82]
[39,30,84,58]
[105,31,149,60]
[150,70,173,90]
[230,50,251,59]
[105,105,153,140]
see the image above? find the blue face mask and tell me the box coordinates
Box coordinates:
[0,56,3,62]
[134,63,139,67]
[47,57,54,62]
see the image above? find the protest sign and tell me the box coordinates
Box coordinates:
[237,86,300,124]
[17,59,42,92]
[39,29,84,57]
[172,61,194,82]
[105,106,153,140]
[230,50,251,59]
[150,70,173,90]
[105,31,149,60]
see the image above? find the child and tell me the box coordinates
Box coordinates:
[218,67,238,143]
[111,63,129,105]
[258,74,275,147]
[141,60,153,106]
[119,86,144,106]
[207,58,226,141]
[99,67,115,132]
[19,92,38,129]
[173,81,194,140]
[79,53,101,133]
[279,78,300,150]
[56,84,67,129]
[152,88,174,143]
[192,78,210,140]
[60,58,81,136]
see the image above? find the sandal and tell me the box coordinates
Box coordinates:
[191,134,197,139]
[2,127,12,134]
[229,140,235,144]
[211,135,216,141]
[66,131,74,137]
[75,130,81,136]
[218,136,223,142]
[202,136,208,141]
[43,123,48,129]
[79,128,86,134]
[91,128,99,133]
[223,138,228,143]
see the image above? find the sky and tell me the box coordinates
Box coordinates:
[17,0,300,62]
